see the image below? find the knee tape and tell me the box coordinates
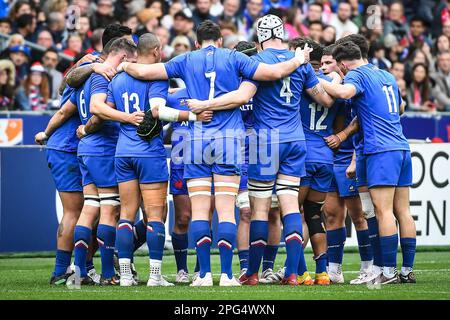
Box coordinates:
[215,181,239,197]
[187,180,212,198]
[304,200,326,236]
[236,191,250,209]
[359,192,375,219]
[271,194,279,208]
[275,179,299,197]
[248,180,274,198]
[98,193,120,206]
[84,194,100,207]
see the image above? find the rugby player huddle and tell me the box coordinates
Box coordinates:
[36,15,417,288]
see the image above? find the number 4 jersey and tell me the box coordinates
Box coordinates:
[344,63,409,155]
[106,72,169,158]
[70,73,119,156]
[244,48,319,144]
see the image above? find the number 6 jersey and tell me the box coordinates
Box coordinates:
[70,73,119,157]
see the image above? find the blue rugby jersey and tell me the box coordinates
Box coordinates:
[70,73,119,156]
[164,45,259,140]
[244,48,319,144]
[106,72,169,158]
[344,63,409,155]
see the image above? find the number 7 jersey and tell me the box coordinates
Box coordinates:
[344,63,409,155]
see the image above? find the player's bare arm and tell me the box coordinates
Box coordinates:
[118,62,168,81]
[65,63,117,88]
[59,54,101,94]
[320,79,357,100]
[346,151,357,179]
[187,81,257,114]
[78,115,104,139]
[90,93,144,126]
[325,116,359,149]
[307,82,335,108]
[252,45,312,81]
[34,100,78,145]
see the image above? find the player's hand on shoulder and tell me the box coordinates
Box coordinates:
[76,125,87,139]
[186,99,207,114]
[117,62,130,73]
[92,62,117,81]
[34,131,48,145]
[324,134,341,150]
[328,71,342,83]
[346,161,356,179]
[197,110,213,122]
[77,53,97,67]
[127,111,145,126]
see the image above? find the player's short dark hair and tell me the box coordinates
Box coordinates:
[323,44,336,56]
[17,14,33,29]
[102,24,132,48]
[332,42,362,62]
[234,41,257,57]
[196,20,221,45]
[335,34,369,60]
[137,32,160,56]
[107,38,137,57]
[289,37,323,63]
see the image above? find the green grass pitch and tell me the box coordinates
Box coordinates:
[1,250,450,300]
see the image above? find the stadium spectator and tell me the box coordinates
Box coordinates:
[210,0,224,17]
[308,21,323,43]
[8,1,32,22]
[241,0,264,37]
[120,14,139,35]
[384,1,409,44]
[218,0,241,30]
[136,8,161,36]
[146,0,167,18]
[192,0,217,28]
[36,30,55,50]
[330,1,358,39]
[161,0,183,30]
[15,14,37,42]
[47,11,66,48]
[390,61,406,81]
[170,35,191,56]
[169,10,195,46]
[283,7,307,39]
[15,62,50,111]
[303,2,323,27]
[370,41,392,70]
[406,63,436,112]
[77,15,92,51]
[8,44,29,85]
[321,25,336,46]
[90,0,116,30]
[41,48,62,103]
[63,33,83,59]
[155,25,174,61]
[430,51,450,111]
[408,16,432,50]
[89,28,104,53]
[433,34,450,55]
[0,59,16,110]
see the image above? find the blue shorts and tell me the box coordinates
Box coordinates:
[170,166,188,195]
[300,162,334,193]
[248,141,307,182]
[328,165,358,198]
[356,154,367,188]
[46,149,82,192]
[78,155,117,188]
[184,138,241,179]
[366,150,412,188]
[115,157,169,184]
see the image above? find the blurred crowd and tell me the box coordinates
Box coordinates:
[0,0,449,112]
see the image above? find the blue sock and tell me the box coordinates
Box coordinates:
[367,217,383,267]
[356,229,373,262]
[86,259,94,271]
[194,256,200,273]
[117,220,134,260]
[97,224,116,278]
[53,250,71,276]
[191,220,211,277]
[246,220,268,276]
[238,250,249,270]
[218,222,236,279]
[400,237,416,269]
[147,222,165,261]
[262,245,278,271]
[297,249,308,275]
[283,213,303,278]
[315,253,328,274]
[133,219,147,252]
[73,225,91,277]
[172,232,188,272]
[327,227,346,265]
[379,234,398,268]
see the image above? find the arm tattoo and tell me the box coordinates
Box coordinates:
[310,84,326,96]
[65,64,94,89]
